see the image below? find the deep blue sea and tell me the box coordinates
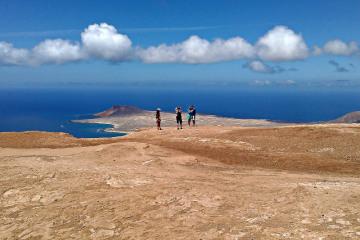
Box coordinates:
[1,86,360,138]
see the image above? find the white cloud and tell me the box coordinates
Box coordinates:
[322,39,358,56]
[0,41,29,65]
[0,23,358,68]
[140,26,311,64]
[246,60,272,73]
[81,23,132,61]
[137,35,255,64]
[256,26,309,61]
[32,39,83,64]
[0,23,133,66]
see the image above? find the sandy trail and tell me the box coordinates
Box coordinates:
[1,124,360,239]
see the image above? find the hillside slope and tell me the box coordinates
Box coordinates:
[331,111,360,123]
[1,124,360,239]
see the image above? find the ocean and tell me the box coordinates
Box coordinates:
[1,86,360,138]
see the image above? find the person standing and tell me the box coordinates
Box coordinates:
[156,108,162,130]
[187,106,193,126]
[191,105,196,126]
[175,107,183,130]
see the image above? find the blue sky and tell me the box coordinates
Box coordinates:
[0,0,359,88]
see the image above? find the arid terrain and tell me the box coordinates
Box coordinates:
[1,124,360,239]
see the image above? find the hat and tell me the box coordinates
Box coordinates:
[156,108,161,111]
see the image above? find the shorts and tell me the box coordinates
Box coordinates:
[191,115,196,120]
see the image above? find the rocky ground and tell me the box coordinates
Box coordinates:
[1,124,360,239]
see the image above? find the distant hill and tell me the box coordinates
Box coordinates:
[95,105,145,117]
[331,111,360,123]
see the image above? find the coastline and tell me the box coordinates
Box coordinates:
[74,110,280,134]
[75,107,360,136]
[3,109,358,139]
[66,121,127,138]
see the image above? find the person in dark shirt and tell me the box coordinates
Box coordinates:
[190,105,196,126]
[155,108,162,130]
[175,107,183,130]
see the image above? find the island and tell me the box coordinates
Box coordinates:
[75,105,279,133]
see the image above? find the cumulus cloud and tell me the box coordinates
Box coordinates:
[244,60,273,73]
[0,42,30,65]
[0,23,358,68]
[32,39,84,64]
[255,26,309,61]
[0,23,132,66]
[81,23,132,61]
[138,26,310,63]
[323,40,358,56]
[137,35,255,63]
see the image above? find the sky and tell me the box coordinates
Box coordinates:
[0,0,360,88]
